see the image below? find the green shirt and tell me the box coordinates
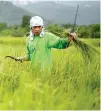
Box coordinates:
[26,32,70,71]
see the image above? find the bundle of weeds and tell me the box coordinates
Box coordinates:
[48,30,99,62]
[72,38,100,62]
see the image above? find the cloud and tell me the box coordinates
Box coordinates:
[12,0,39,6]
[84,4,92,7]
[13,0,28,5]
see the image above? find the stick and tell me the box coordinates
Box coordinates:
[5,56,22,62]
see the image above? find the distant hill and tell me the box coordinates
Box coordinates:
[0,1,35,25]
[15,1,100,25]
[0,1,100,25]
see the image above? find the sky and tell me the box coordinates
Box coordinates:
[0,0,100,6]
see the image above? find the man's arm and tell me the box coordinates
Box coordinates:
[47,32,76,49]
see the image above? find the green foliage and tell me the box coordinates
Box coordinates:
[0,29,12,36]
[89,24,100,32]
[46,24,64,37]
[21,15,31,28]
[0,19,100,39]
[78,24,100,38]
[0,22,7,31]
[11,27,26,37]
[9,24,20,30]
[77,25,89,38]
[46,24,100,38]
[0,37,100,110]
[62,23,73,29]
[11,30,24,37]
[89,24,100,38]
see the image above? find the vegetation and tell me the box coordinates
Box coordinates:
[0,15,100,110]
[0,15,100,38]
[0,37,100,110]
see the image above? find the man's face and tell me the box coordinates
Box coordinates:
[32,26,43,36]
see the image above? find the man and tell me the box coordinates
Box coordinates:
[17,16,76,71]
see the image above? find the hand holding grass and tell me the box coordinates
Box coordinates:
[68,32,77,42]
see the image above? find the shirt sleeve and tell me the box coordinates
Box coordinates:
[26,37,31,61]
[48,33,70,49]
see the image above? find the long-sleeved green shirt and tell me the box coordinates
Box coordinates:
[26,32,70,72]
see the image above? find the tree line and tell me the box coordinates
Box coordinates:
[0,15,100,38]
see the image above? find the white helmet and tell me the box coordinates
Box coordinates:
[30,16,44,28]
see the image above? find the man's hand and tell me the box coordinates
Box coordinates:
[16,56,29,61]
[68,32,77,42]
[16,57,23,62]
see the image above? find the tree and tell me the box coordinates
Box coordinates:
[46,24,64,37]
[21,15,31,28]
[62,23,73,29]
[78,25,89,38]
[0,22,7,31]
[89,24,100,38]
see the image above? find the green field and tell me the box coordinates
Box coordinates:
[0,37,100,110]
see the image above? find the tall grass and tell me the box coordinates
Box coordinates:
[0,37,100,110]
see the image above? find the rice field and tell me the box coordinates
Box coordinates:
[0,36,100,110]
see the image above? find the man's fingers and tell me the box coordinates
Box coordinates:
[69,32,77,39]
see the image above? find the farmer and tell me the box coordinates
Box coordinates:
[17,16,76,72]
